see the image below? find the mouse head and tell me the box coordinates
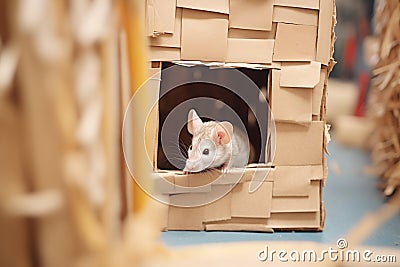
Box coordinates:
[183,109,233,173]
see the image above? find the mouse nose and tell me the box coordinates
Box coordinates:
[184,160,197,171]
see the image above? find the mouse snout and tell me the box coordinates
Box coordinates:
[183,159,201,173]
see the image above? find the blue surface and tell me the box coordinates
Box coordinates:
[161,141,400,247]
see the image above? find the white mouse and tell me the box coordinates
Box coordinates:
[183,109,250,173]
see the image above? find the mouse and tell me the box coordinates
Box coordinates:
[183,109,250,174]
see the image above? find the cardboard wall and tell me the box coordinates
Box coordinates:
[145,0,336,231]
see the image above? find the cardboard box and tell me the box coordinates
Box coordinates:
[144,0,336,232]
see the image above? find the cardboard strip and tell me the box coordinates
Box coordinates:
[312,69,327,116]
[266,211,321,228]
[273,0,320,10]
[228,24,277,39]
[273,6,319,26]
[280,61,321,88]
[227,38,274,64]
[316,0,334,65]
[229,0,274,31]
[148,46,181,61]
[177,0,229,14]
[205,223,274,232]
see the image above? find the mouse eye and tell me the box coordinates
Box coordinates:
[189,145,192,151]
[203,148,209,155]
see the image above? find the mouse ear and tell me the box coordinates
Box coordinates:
[213,121,233,145]
[187,109,203,135]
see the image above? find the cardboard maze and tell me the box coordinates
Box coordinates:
[146,0,336,231]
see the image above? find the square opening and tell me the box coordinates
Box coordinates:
[157,62,270,171]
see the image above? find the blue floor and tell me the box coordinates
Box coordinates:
[161,141,400,248]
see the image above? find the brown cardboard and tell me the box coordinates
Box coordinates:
[229,0,274,31]
[280,61,321,88]
[226,38,274,64]
[149,8,182,48]
[168,205,205,230]
[146,0,176,36]
[312,69,327,116]
[231,182,273,218]
[273,0,320,10]
[181,9,228,61]
[205,223,273,232]
[228,24,277,39]
[272,166,322,197]
[204,188,232,222]
[271,69,312,123]
[146,66,162,169]
[316,0,334,65]
[145,0,335,232]
[273,23,317,61]
[271,181,320,212]
[273,6,319,26]
[267,212,320,228]
[273,121,324,166]
[148,46,180,61]
[177,0,229,14]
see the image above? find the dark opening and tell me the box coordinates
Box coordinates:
[157,62,269,170]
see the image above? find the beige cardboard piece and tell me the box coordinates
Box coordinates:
[272,166,323,197]
[204,187,232,222]
[273,0,320,10]
[181,9,228,61]
[149,8,182,48]
[280,61,321,88]
[177,0,229,14]
[149,46,180,61]
[273,23,317,61]
[267,212,320,228]
[272,69,312,123]
[317,0,334,65]
[231,182,273,218]
[312,69,328,116]
[273,121,324,166]
[271,181,320,212]
[273,6,318,26]
[146,0,176,36]
[227,39,274,64]
[228,23,277,39]
[205,223,273,232]
[168,205,205,230]
[229,0,274,31]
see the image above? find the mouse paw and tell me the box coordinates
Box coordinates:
[221,165,230,174]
